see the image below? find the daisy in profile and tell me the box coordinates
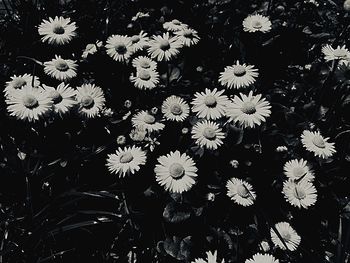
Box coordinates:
[270,222,301,251]
[192,251,224,263]
[6,85,52,122]
[38,16,77,45]
[174,28,200,47]
[154,150,198,193]
[132,56,157,71]
[130,31,149,52]
[225,91,271,128]
[106,146,147,177]
[243,14,272,33]
[321,45,350,65]
[219,61,259,89]
[191,88,230,120]
[283,180,317,209]
[163,19,188,32]
[226,177,256,207]
[43,83,76,117]
[283,159,314,182]
[147,32,183,61]
[161,95,190,122]
[82,40,103,58]
[44,55,78,81]
[105,34,133,62]
[5,74,40,96]
[245,253,279,263]
[131,111,165,132]
[301,130,336,158]
[130,69,159,90]
[75,84,106,118]
[191,120,225,150]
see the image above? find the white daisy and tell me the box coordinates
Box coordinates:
[106,146,147,177]
[130,69,159,90]
[219,61,259,89]
[147,33,183,61]
[192,251,224,263]
[191,120,225,150]
[4,74,40,96]
[225,91,271,128]
[243,14,272,33]
[6,85,52,122]
[132,56,157,71]
[154,150,198,193]
[191,88,230,120]
[82,40,103,58]
[38,16,77,45]
[283,180,317,209]
[131,111,165,132]
[226,177,256,207]
[163,19,188,32]
[270,222,301,251]
[245,253,279,263]
[105,35,133,62]
[130,31,149,52]
[43,83,76,116]
[174,28,200,47]
[283,159,314,182]
[321,45,350,65]
[301,130,336,158]
[161,95,190,122]
[75,84,106,118]
[44,55,78,81]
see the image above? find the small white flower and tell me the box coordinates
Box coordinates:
[105,35,133,62]
[4,74,41,96]
[75,84,106,118]
[270,222,301,251]
[43,83,76,117]
[283,180,317,209]
[226,177,256,207]
[130,69,160,90]
[283,159,314,182]
[245,253,278,263]
[161,95,190,122]
[301,130,336,158]
[130,31,149,52]
[191,120,225,150]
[174,28,200,47]
[243,14,272,33]
[322,44,350,65]
[192,251,224,263]
[82,41,103,58]
[163,19,188,32]
[147,32,182,61]
[219,61,259,89]
[132,56,157,71]
[131,111,165,132]
[44,55,78,81]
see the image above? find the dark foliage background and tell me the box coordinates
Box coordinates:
[0,0,350,262]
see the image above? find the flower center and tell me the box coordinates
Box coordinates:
[159,40,170,51]
[183,29,193,38]
[53,25,65,34]
[281,231,291,242]
[237,184,250,198]
[312,135,326,148]
[293,185,306,200]
[169,163,185,179]
[203,127,216,140]
[55,60,69,71]
[139,60,151,69]
[292,167,305,178]
[170,104,183,115]
[172,19,181,25]
[114,43,127,54]
[23,94,38,109]
[81,95,94,109]
[241,101,256,114]
[48,90,62,104]
[204,95,217,107]
[131,35,140,43]
[143,114,155,124]
[119,152,134,163]
[333,49,348,59]
[233,65,247,77]
[252,20,263,29]
[138,70,151,81]
[13,78,27,89]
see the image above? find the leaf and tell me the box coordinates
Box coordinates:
[163,202,192,223]
[163,236,184,260]
[179,236,193,260]
[169,65,181,83]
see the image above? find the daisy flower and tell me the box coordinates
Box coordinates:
[43,83,76,116]
[226,177,256,207]
[191,120,225,150]
[154,150,198,193]
[131,111,165,132]
[283,159,314,182]
[192,251,224,263]
[174,28,200,47]
[191,88,230,120]
[82,41,103,58]
[243,14,272,33]
[161,95,190,122]
[4,74,40,96]
[283,180,317,209]
[147,32,183,61]
[105,35,133,62]
[75,84,106,118]
[106,146,147,177]
[301,130,336,158]
[270,222,301,251]
[219,61,259,89]
[225,91,271,128]
[245,253,279,263]
[130,31,149,52]
[163,19,188,32]
[43,55,78,81]
[321,45,350,65]
[6,85,52,122]
[38,16,77,45]
[132,56,157,71]
[130,69,159,90]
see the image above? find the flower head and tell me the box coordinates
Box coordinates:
[5,74,40,96]
[105,35,133,62]
[270,222,301,251]
[44,55,78,81]
[243,14,272,33]
[283,159,314,182]
[245,253,278,263]
[191,120,225,150]
[301,130,336,158]
[75,84,106,118]
[226,177,256,207]
[130,69,159,90]
[161,95,190,122]
[131,111,165,132]
[132,56,157,71]
[219,61,259,89]
[130,31,149,52]
[174,28,200,47]
[322,45,350,65]
[163,19,188,32]
[147,33,182,61]
[283,180,317,209]
[43,83,76,117]
[192,251,224,263]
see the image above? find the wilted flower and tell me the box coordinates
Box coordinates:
[229,160,239,168]
[82,41,103,58]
